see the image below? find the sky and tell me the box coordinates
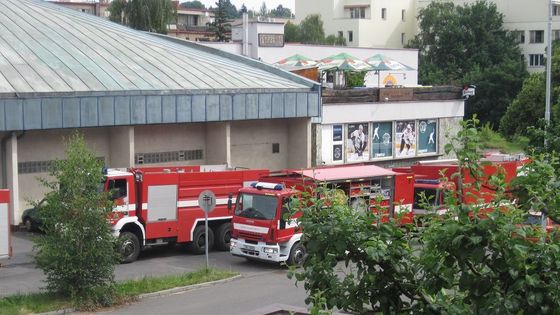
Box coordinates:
[198,0,295,13]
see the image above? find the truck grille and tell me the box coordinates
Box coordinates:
[241,249,260,256]
[238,231,261,241]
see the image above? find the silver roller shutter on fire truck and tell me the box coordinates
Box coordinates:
[0,202,9,259]
[147,185,178,222]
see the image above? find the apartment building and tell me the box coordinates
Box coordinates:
[295,0,417,48]
[168,7,216,41]
[417,0,560,72]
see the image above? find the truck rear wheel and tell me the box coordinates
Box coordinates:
[187,225,214,254]
[118,231,141,263]
[287,242,306,267]
[214,222,232,251]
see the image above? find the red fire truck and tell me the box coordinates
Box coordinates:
[0,189,11,263]
[104,166,268,263]
[393,159,519,216]
[229,165,415,265]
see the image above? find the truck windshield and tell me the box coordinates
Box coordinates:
[235,193,278,220]
[414,188,439,210]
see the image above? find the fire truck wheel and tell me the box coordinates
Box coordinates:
[118,232,140,263]
[214,222,232,251]
[287,242,306,267]
[187,225,214,254]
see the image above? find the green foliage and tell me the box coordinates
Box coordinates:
[501,43,560,137]
[210,0,238,19]
[284,21,299,42]
[33,133,117,309]
[284,15,345,46]
[270,5,294,19]
[180,0,205,10]
[290,118,560,314]
[345,72,366,88]
[207,0,232,42]
[480,122,528,153]
[108,0,176,34]
[409,1,527,128]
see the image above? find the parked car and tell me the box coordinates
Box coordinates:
[21,199,46,231]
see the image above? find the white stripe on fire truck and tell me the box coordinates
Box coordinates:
[114,204,136,212]
[177,198,230,208]
[233,223,269,234]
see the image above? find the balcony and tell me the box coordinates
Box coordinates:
[322,86,463,104]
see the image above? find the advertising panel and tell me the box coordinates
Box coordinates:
[417,120,437,154]
[395,120,416,158]
[346,123,369,162]
[371,122,393,158]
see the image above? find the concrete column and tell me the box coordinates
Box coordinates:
[205,122,231,167]
[6,133,18,226]
[288,118,312,169]
[109,126,134,167]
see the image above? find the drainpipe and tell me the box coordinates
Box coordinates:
[242,12,249,57]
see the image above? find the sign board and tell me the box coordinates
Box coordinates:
[379,88,414,102]
[198,190,216,213]
[258,33,284,47]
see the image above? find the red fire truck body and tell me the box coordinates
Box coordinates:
[230,165,415,265]
[0,189,11,262]
[104,166,268,263]
[393,159,519,215]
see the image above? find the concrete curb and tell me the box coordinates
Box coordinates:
[37,274,242,315]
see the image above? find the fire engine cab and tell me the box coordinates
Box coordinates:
[230,165,415,265]
[104,165,268,263]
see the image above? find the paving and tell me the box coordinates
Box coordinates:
[0,230,312,314]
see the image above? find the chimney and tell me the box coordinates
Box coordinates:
[242,12,249,57]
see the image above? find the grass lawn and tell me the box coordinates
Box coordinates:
[0,269,238,315]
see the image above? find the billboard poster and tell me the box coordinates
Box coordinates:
[417,120,437,154]
[332,124,343,141]
[371,122,393,158]
[346,123,369,162]
[395,120,416,158]
[333,144,343,161]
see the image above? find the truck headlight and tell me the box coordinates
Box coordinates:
[263,247,278,254]
[230,240,237,249]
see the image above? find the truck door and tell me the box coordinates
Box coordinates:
[107,177,135,217]
[141,174,179,240]
[0,189,11,260]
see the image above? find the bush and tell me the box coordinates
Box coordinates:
[33,133,117,309]
[289,118,560,314]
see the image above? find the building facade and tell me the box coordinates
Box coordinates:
[295,0,417,48]
[168,7,216,41]
[48,0,109,18]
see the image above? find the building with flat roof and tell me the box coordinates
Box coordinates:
[0,0,321,225]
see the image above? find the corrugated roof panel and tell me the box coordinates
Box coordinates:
[0,0,314,95]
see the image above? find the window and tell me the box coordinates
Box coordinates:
[401,33,405,45]
[381,8,387,20]
[529,54,545,67]
[348,30,353,42]
[135,149,203,164]
[108,179,127,200]
[338,31,343,38]
[512,30,525,44]
[350,7,365,19]
[554,29,560,41]
[529,30,544,43]
[554,4,560,16]
[401,9,406,21]
[272,143,280,153]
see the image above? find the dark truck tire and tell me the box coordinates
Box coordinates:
[287,242,306,267]
[214,222,232,251]
[187,225,214,254]
[118,231,141,263]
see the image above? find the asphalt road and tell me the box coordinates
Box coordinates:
[1,231,309,314]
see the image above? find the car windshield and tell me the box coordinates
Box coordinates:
[235,193,278,220]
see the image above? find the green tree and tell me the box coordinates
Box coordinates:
[501,43,560,137]
[207,0,231,42]
[258,2,267,17]
[108,0,176,34]
[298,14,325,45]
[210,0,238,19]
[409,1,527,128]
[323,34,346,46]
[180,0,206,9]
[270,4,293,18]
[284,21,299,42]
[33,134,117,309]
[289,119,560,314]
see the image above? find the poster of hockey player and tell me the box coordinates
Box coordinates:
[417,120,437,154]
[371,122,393,158]
[346,123,369,162]
[395,120,416,158]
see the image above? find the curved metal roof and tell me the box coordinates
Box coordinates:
[0,0,321,131]
[0,0,315,95]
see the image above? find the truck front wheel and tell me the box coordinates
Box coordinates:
[187,225,214,254]
[118,231,141,263]
[214,222,232,251]
[287,242,306,267]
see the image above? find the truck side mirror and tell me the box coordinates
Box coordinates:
[227,193,233,213]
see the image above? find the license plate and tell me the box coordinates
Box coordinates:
[243,245,256,251]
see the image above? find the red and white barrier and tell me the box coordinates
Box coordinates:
[0,189,11,260]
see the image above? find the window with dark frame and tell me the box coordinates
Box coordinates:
[272,143,280,154]
[529,30,544,43]
[348,31,353,42]
[381,8,387,20]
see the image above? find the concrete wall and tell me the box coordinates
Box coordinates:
[109,126,134,168]
[206,122,231,166]
[230,119,289,170]
[288,118,312,169]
